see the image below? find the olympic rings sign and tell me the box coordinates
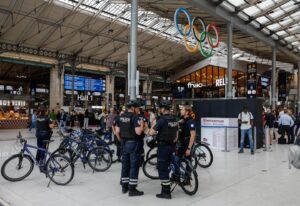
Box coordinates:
[174,7,220,58]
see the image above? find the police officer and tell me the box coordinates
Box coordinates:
[178,105,196,160]
[115,101,145,196]
[36,110,54,168]
[134,106,147,166]
[149,100,178,199]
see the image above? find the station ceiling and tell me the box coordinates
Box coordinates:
[0,0,299,76]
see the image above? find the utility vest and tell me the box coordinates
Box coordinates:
[157,115,178,143]
[119,112,136,139]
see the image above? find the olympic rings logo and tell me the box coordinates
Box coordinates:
[174,7,220,58]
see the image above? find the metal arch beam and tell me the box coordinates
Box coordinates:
[53,1,111,51]
[187,0,300,62]
[0,0,18,28]
[16,0,55,44]
[74,7,130,55]
[36,0,98,48]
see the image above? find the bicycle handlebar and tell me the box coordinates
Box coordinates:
[17,131,26,144]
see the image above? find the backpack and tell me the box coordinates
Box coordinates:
[288,145,300,169]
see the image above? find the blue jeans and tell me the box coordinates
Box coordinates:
[240,128,254,151]
[29,121,36,131]
[121,140,141,189]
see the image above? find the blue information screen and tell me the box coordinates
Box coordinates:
[64,74,105,92]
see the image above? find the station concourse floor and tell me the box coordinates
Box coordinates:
[0,129,299,206]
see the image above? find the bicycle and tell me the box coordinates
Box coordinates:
[143,151,198,195]
[54,130,112,172]
[1,132,74,186]
[192,140,213,168]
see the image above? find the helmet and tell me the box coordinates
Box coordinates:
[158,100,171,110]
[126,100,140,108]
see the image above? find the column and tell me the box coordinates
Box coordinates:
[106,74,115,110]
[142,79,152,106]
[227,22,233,99]
[49,65,63,110]
[272,48,276,110]
[298,62,300,112]
[129,0,138,100]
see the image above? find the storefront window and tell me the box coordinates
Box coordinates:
[196,70,201,82]
[207,66,213,86]
[185,75,191,82]
[237,72,246,97]
[191,72,196,82]
[180,76,185,83]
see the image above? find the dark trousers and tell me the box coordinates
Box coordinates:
[281,125,291,142]
[157,144,174,183]
[36,131,51,163]
[290,125,295,143]
[121,140,141,189]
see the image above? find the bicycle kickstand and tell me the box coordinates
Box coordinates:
[47,179,51,188]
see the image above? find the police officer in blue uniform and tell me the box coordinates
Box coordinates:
[178,105,196,160]
[134,106,147,166]
[115,101,145,196]
[36,110,54,167]
[149,100,178,199]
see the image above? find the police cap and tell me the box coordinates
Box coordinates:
[158,100,171,110]
[126,100,140,108]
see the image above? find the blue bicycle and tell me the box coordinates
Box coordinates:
[54,130,112,172]
[1,132,74,186]
[143,151,198,195]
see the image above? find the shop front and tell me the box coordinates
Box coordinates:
[172,64,271,102]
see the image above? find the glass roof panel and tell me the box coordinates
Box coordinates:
[269,8,285,19]
[226,0,245,7]
[256,16,270,24]
[257,0,275,10]
[267,23,281,31]
[276,30,288,36]
[243,6,261,17]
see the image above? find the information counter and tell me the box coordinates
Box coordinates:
[201,117,239,150]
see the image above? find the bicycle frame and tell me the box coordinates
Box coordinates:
[20,141,51,166]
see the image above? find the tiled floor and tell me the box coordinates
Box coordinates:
[0,130,299,206]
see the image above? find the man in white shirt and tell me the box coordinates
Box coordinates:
[278,109,294,144]
[238,106,254,155]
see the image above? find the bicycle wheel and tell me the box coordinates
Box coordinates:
[1,154,34,182]
[146,146,157,165]
[194,143,213,168]
[143,154,159,180]
[46,154,74,185]
[178,159,198,195]
[52,148,73,162]
[87,147,112,172]
[191,155,198,170]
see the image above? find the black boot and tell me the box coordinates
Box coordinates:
[129,186,144,197]
[122,184,129,194]
[156,185,171,199]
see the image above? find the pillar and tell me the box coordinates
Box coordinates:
[49,65,63,110]
[227,22,233,99]
[129,0,138,100]
[298,62,300,112]
[142,79,152,107]
[106,74,115,110]
[272,48,276,110]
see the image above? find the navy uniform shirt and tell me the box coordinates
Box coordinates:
[183,117,196,138]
